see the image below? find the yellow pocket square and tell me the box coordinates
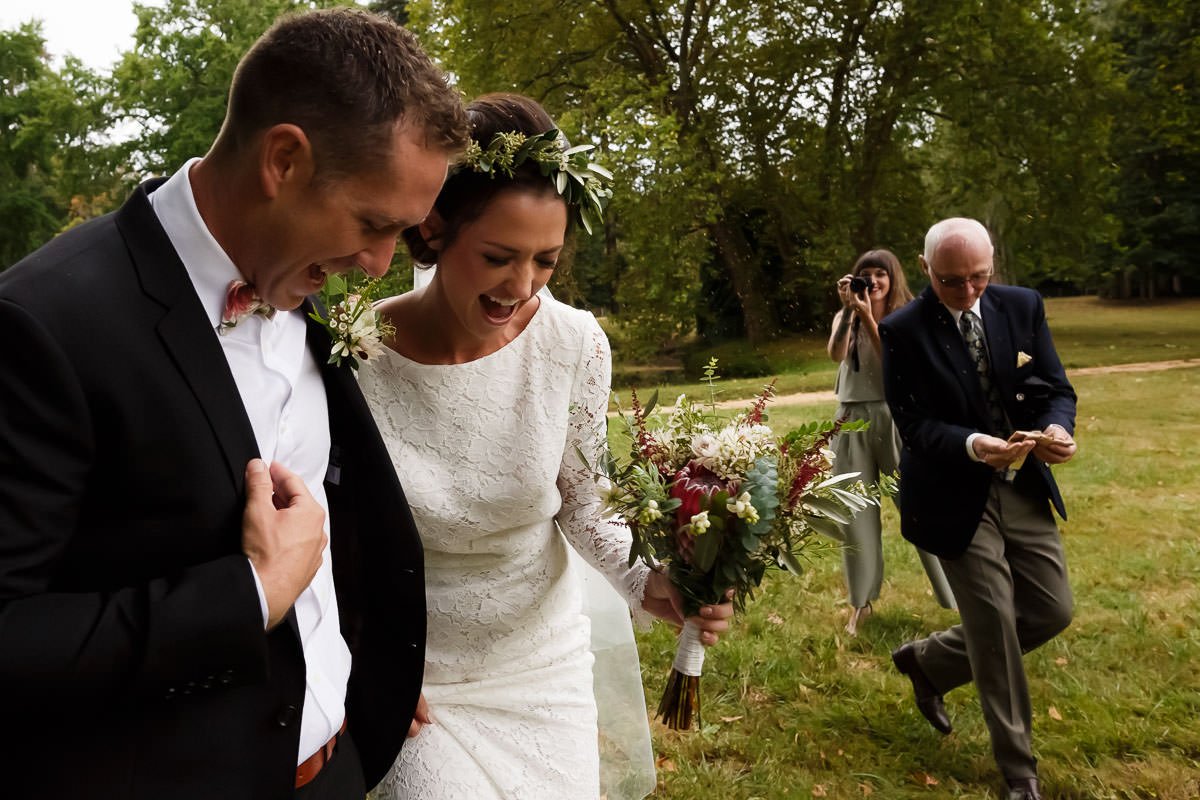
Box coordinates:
[1016,351,1033,368]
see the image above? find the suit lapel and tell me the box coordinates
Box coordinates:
[303,299,358,418]
[920,289,991,424]
[116,181,260,492]
[981,290,1016,406]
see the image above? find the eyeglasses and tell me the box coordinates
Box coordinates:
[930,269,993,290]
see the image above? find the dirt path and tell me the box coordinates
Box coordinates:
[710,357,1200,410]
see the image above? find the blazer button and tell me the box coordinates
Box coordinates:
[164,687,177,701]
[1016,392,1026,401]
[277,704,299,727]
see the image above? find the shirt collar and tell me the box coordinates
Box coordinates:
[944,296,983,326]
[148,158,245,330]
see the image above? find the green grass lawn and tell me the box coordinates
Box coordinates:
[626,354,1200,796]
[611,296,1200,408]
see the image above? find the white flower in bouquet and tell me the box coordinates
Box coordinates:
[690,433,720,462]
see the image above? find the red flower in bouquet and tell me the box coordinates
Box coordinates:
[670,461,728,529]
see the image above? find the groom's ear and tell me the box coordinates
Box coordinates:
[259,124,313,199]
[418,210,446,252]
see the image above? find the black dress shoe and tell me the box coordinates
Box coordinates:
[891,643,953,734]
[1006,777,1042,800]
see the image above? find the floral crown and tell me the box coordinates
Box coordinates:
[454,129,614,234]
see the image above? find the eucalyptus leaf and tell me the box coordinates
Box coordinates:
[740,527,759,551]
[811,471,862,490]
[800,496,851,524]
[574,445,593,472]
[778,548,805,574]
[830,486,871,510]
[691,523,722,572]
[801,513,844,539]
[642,389,659,416]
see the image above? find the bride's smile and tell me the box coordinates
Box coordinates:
[421,188,567,359]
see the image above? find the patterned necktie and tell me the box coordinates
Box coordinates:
[959,310,1008,436]
[220,280,275,332]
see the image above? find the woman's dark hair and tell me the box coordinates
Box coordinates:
[402,93,570,265]
[853,248,913,317]
[848,248,913,371]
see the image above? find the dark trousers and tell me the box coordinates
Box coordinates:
[295,732,366,800]
[915,477,1073,780]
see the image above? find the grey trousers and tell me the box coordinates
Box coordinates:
[833,401,957,609]
[913,477,1073,781]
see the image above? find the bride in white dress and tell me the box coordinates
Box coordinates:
[358,94,733,800]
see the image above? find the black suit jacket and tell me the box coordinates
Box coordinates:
[878,284,1077,559]
[0,181,424,798]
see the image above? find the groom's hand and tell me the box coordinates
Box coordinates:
[242,459,327,629]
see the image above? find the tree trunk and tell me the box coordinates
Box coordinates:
[709,218,777,344]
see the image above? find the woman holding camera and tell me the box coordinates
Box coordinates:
[827,249,957,635]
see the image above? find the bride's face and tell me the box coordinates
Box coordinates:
[432,188,567,343]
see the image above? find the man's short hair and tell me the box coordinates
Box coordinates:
[219,7,468,181]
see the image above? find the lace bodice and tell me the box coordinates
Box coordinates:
[358,298,649,683]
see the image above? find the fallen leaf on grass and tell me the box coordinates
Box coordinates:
[767,612,784,625]
[656,756,676,772]
[1049,705,1063,720]
[858,783,874,796]
[812,785,828,797]
[1055,657,1069,666]
[912,772,939,786]
[720,715,744,723]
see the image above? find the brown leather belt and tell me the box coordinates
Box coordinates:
[294,719,348,789]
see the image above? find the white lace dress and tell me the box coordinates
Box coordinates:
[359,297,651,799]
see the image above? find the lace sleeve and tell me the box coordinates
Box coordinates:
[556,313,653,627]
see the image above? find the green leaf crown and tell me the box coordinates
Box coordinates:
[454,129,614,235]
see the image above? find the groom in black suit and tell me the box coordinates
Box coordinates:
[879,218,1078,800]
[0,9,467,799]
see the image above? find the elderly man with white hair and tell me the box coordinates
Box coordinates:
[878,218,1078,800]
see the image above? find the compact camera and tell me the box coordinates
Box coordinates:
[849,275,875,294]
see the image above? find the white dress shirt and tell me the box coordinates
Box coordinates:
[149,159,350,764]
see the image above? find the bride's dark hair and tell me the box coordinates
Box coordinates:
[402,93,570,265]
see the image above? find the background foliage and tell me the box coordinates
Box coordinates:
[1,0,1197,358]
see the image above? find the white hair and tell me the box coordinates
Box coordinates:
[923,217,994,264]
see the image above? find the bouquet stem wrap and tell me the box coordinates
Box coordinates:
[657,620,705,729]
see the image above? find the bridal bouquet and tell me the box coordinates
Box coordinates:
[595,361,878,729]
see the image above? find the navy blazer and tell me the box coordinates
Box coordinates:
[0,182,424,798]
[878,284,1077,559]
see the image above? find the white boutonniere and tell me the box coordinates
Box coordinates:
[1016,351,1033,368]
[309,275,394,370]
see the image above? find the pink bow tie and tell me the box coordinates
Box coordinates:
[220,280,276,331]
